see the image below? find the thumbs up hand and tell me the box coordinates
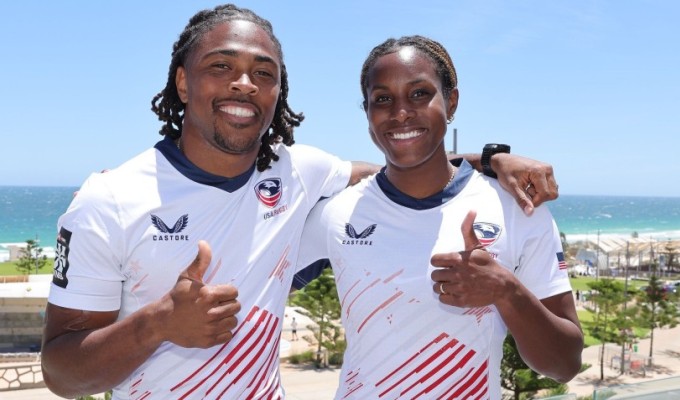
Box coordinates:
[430,210,512,308]
[155,240,241,348]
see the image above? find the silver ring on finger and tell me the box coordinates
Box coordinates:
[439,282,447,295]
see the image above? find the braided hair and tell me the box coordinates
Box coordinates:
[360,35,458,111]
[151,4,303,171]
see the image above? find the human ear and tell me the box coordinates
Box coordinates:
[176,66,188,104]
[446,88,459,120]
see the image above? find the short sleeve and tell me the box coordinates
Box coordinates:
[47,174,125,311]
[295,198,333,275]
[288,144,352,203]
[514,207,572,300]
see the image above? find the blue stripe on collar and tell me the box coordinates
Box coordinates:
[376,160,474,210]
[155,136,255,193]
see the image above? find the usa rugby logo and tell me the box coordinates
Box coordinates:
[473,222,502,247]
[255,178,282,208]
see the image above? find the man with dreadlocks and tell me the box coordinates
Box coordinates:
[41,4,559,399]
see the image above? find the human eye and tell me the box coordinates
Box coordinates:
[373,94,390,104]
[411,88,430,99]
[254,69,274,78]
[212,62,231,70]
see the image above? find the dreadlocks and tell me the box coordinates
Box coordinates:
[151,4,303,171]
[360,35,458,111]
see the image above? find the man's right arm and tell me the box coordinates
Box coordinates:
[41,304,164,398]
[41,241,241,398]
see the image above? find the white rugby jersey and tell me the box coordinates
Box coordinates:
[48,136,351,399]
[297,161,571,400]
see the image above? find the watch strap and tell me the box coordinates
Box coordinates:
[481,143,511,179]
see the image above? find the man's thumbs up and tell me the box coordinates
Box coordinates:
[181,240,212,284]
[156,240,240,348]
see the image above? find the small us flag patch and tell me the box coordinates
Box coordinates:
[556,252,568,270]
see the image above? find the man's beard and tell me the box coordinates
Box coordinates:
[212,123,265,155]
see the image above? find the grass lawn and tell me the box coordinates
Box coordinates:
[577,309,601,347]
[576,297,650,348]
[569,275,648,292]
[0,260,53,276]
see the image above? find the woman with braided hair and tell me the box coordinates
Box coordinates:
[41,5,561,399]
[297,35,583,399]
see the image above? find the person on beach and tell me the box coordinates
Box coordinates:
[41,5,560,399]
[290,317,298,341]
[297,35,584,399]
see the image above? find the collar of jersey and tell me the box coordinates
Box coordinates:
[376,160,474,210]
[155,136,256,193]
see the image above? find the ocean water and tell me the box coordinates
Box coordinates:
[1,186,679,261]
[0,186,78,260]
[547,195,680,242]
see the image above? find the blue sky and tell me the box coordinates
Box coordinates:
[1,1,679,197]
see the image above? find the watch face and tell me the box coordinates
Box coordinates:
[485,143,511,153]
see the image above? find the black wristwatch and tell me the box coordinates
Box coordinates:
[481,143,511,179]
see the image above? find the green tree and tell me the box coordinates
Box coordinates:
[289,268,344,367]
[559,232,569,255]
[663,240,678,272]
[15,239,48,275]
[632,275,680,365]
[584,279,628,380]
[76,391,112,400]
[500,334,564,400]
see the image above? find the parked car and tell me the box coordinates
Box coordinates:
[639,283,678,299]
[573,264,595,276]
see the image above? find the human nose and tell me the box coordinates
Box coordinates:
[391,100,415,123]
[229,73,258,95]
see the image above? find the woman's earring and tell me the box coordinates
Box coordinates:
[447,115,455,124]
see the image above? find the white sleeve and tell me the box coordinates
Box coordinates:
[289,144,352,203]
[48,174,125,311]
[514,207,572,300]
[296,197,332,273]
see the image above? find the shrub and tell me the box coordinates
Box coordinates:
[287,350,315,365]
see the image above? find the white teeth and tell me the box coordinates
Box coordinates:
[391,130,422,140]
[221,106,255,117]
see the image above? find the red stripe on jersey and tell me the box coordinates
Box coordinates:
[377,337,461,398]
[345,278,381,318]
[448,359,489,399]
[376,333,449,387]
[357,291,403,333]
[383,268,404,283]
